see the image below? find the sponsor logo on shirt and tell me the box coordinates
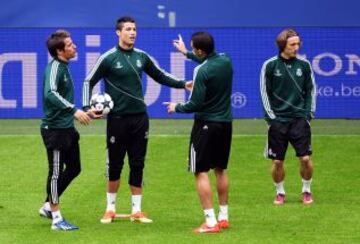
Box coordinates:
[274,69,282,77]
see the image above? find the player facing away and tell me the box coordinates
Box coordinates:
[165,32,233,233]
[83,16,191,224]
[260,28,317,205]
[39,30,91,230]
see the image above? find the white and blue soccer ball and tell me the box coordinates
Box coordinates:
[90,93,114,115]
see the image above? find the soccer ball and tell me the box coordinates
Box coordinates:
[90,93,114,115]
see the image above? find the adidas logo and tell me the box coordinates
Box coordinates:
[203,125,208,130]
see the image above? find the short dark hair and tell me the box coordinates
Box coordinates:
[276,28,301,52]
[116,16,136,30]
[46,30,70,58]
[191,32,215,54]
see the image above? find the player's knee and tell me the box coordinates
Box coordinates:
[108,161,123,181]
[273,160,284,167]
[299,156,311,166]
[272,160,284,172]
[129,163,144,187]
[214,168,225,176]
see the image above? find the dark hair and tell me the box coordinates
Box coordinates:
[191,32,215,54]
[116,16,136,30]
[276,28,301,52]
[46,30,70,58]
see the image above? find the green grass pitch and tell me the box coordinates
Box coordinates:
[0,119,359,243]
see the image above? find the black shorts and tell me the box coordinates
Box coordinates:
[41,127,80,151]
[265,118,312,161]
[189,120,232,173]
[106,113,149,181]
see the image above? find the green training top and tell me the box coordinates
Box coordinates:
[82,45,186,115]
[175,52,233,122]
[260,54,317,122]
[41,59,77,129]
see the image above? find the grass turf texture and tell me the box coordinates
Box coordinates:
[0,119,359,243]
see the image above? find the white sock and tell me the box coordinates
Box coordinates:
[204,208,217,227]
[131,195,142,214]
[218,205,228,221]
[274,181,285,195]
[43,202,51,211]
[51,210,63,224]
[106,192,116,212]
[302,178,312,193]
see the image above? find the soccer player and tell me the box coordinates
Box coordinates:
[82,16,191,224]
[39,30,91,230]
[165,32,233,233]
[260,28,316,205]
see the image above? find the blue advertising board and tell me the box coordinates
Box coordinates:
[0,28,359,118]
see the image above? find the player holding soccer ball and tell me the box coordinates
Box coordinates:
[90,93,114,115]
[39,30,91,231]
[260,29,316,205]
[82,16,192,224]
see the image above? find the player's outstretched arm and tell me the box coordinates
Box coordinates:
[74,109,91,125]
[162,102,177,114]
[185,81,193,92]
[86,108,103,119]
[174,34,203,64]
[173,34,188,55]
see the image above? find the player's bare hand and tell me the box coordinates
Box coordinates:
[173,34,187,55]
[74,109,91,125]
[162,102,177,114]
[86,108,103,119]
[185,81,193,92]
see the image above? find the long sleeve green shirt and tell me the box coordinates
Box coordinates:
[41,59,77,129]
[260,54,317,122]
[176,52,233,122]
[83,45,186,115]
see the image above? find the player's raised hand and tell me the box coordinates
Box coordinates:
[74,109,91,125]
[173,34,187,55]
[162,102,177,114]
[185,81,193,92]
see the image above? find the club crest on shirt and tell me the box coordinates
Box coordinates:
[296,68,302,77]
[115,61,123,69]
[63,74,68,82]
[136,59,142,68]
[274,69,282,77]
